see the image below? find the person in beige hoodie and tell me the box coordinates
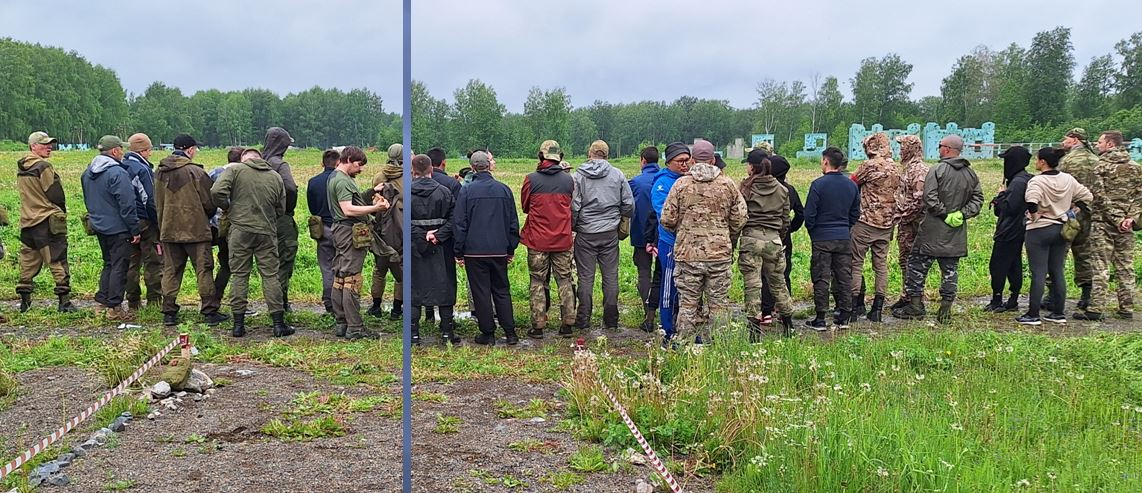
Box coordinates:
[1019,147,1093,326]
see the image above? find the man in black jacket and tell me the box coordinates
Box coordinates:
[423,147,462,326]
[453,151,520,346]
[410,154,458,345]
[985,146,1032,313]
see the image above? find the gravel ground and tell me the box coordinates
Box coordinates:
[0,367,105,461]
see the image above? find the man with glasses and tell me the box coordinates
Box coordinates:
[648,142,691,341]
[15,132,76,313]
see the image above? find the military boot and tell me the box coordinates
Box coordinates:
[937,300,953,324]
[889,295,909,311]
[1001,293,1019,313]
[18,293,32,313]
[389,302,403,321]
[867,295,885,323]
[780,315,794,338]
[231,312,246,338]
[57,294,77,313]
[747,317,762,343]
[366,298,384,317]
[271,312,295,337]
[334,322,348,338]
[892,296,926,320]
[1077,284,1092,311]
[851,294,866,321]
[639,304,656,333]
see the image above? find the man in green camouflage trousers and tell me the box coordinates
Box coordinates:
[1058,128,1101,309]
[1083,130,1140,320]
[520,140,577,338]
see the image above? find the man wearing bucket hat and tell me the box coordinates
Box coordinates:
[15,131,76,313]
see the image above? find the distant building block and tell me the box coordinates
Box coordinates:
[848,124,920,160]
[751,134,774,149]
[726,138,744,159]
[1130,138,1142,162]
[923,122,995,160]
[795,133,828,159]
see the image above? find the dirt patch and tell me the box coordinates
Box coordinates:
[0,367,105,461]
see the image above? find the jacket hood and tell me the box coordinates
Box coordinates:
[158,154,192,171]
[896,135,924,166]
[87,154,121,174]
[578,159,613,179]
[242,158,272,171]
[17,154,45,171]
[1001,147,1032,181]
[1101,147,1132,164]
[744,174,781,196]
[412,176,440,197]
[769,155,791,181]
[123,151,152,168]
[262,127,292,159]
[537,159,564,174]
[942,156,971,170]
[689,162,720,182]
[863,133,891,159]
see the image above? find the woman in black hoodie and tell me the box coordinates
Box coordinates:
[760,155,804,323]
[984,146,1032,312]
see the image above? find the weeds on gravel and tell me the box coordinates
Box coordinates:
[507,438,558,454]
[564,329,1142,491]
[495,398,550,419]
[569,445,610,473]
[541,470,584,490]
[103,478,136,491]
[411,390,448,402]
[286,391,392,417]
[0,369,15,408]
[468,469,527,488]
[261,415,346,441]
[434,414,462,434]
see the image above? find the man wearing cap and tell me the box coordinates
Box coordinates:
[328,146,390,339]
[155,134,228,327]
[208,146,247,312]
[893,135,983,323]
[308,149,341,314]
[122,133,162,310]
[847,133,901,323]
[1083,130,1141,321]
[889,135,928,312]
[572,140,633,330]
[648,142,691,340]
[659,139,747,344]
[15,132,76,313]
[1057,128,1100,312]
[629,146,662,332]
[212,147,293,338]
[81,136,141,321]
[262,127,299,312]
[453,151,519,345]
[367,143,406,320]
[520,140,576,338]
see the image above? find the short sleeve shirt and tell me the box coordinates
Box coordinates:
[327,170,365,222]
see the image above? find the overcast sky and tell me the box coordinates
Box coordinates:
[2,0,1137,113]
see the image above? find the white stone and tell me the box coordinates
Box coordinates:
[150,381,171,399]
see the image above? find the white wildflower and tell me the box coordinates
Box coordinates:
[1015,478,1031,487]
[891,350,904,359]
[949,423,963,431]
[876,467,889,478]
[915,373,925,381]
[860,382,871,392]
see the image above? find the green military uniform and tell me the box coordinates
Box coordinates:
[1057,133,1100,291]
[155,153,221,318]
[328,169,372,336]
[262,127,298,308]
[15,152,72,301]
[210,158,286,315]
[1086,146,1140,317]
[368,143,405,315]
[738,174,793,323]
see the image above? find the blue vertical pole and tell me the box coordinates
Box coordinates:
[401,0,413,491]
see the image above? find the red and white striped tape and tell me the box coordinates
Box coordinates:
[0,335,185,481]
[574,338,684,493]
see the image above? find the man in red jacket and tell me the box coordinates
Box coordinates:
[520,140,576,338]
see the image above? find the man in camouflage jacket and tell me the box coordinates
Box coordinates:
[1058,128,1101,310]
[889,136,928,311]
[1083,130,1141,320]
[848,133,900,323]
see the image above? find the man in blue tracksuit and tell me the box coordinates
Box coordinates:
[648,142,691,341]
[628,146,661,332]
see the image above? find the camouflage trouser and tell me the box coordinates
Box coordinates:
[905,254,959,301]
[228,228,284,315]
[738,229,792,318]
[126,220,162,305]
[674,260,732,343]
[331,224,369,331]
[896,220,919,297]
[276,215,298,302]
[850,222,893,297]
[527,249,576,328]
[161,241,220,315]
[17,222,70,296]
[371,251,403,303]
[1086,221,1136,315]
[1070,228,1093,288]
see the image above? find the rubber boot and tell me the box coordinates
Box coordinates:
[851,294,866,321]
[18,293,32,313]
[781,315,794,338]
[867,295,884,323]
[57,294,77,313]
[892,296,926,320]
[983,294,1003,312]
[231,312,246,338]
[271,311,295,337]
[366,298,384,317]
[747,317,762,343]
[1077,284,1092,311]
[937,299,953,324]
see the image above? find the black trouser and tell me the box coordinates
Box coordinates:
[465,257,515,337]
[632,247,662,309]
[1026,225,1067,317]
[412,305,454,332]
[214,232,231,303]
[762,237,794,315]
[95,233,134,308]
[811,240,852,316]
[989,237,1024,296]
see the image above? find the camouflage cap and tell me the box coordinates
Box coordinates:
[1066,128,1088,141]
[27,131,57,147]
[752,141,774,154]
[588,140,609,158]
[538,140,562,161]
[97,135,124,151]
[387,143,404,163]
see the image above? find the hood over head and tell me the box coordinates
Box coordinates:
[999,146,1031,181]
[689,162,720,182]
[895,135,924,166]
[262,127,293,160]
[863,133,891,159]
[578,159,613,179]
[769,155,791,181]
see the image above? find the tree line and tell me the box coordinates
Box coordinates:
[4,27,1142,158]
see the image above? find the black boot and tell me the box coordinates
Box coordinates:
[411,325,421,346]
[781,315,794,338]
[504,328,519,345]
[57,294,77,313]
[18,293,31,313]
[1001,293,1019,313]
[440,317,458,345]
[867,295,884,323]
[163,311,179,327]
[366,298,384,317]
[889,295,908,311]
[639,304,656,333]
[389,302,403,321]
[424,306,435,325]
[937,300,953,324]
[983,294,1003,312]
[271,311,295,337]
[892,296,926,320]
[334,322,348,338]
[231,312,246,338]
[851,294,866,320]
[747,317,762,343]
[1077,284,1092,311]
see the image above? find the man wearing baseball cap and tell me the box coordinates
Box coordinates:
[572,140,633,331]
[155,134,228,327]
[1057,127,1100,316]
[122,133,162,310]
[81,136,141,321]
[15,131,76,313]
[520,140,576,338]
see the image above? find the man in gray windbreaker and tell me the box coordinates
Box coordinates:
[572,140,634,330]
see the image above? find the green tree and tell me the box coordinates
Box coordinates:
[129,82,191,145]
[451,79,505,154]
[218,92,253,146]
[523,87,571,149]
[1024,27,1074,126]
[1073,54,1116,119]
[1114,31,1142,110]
